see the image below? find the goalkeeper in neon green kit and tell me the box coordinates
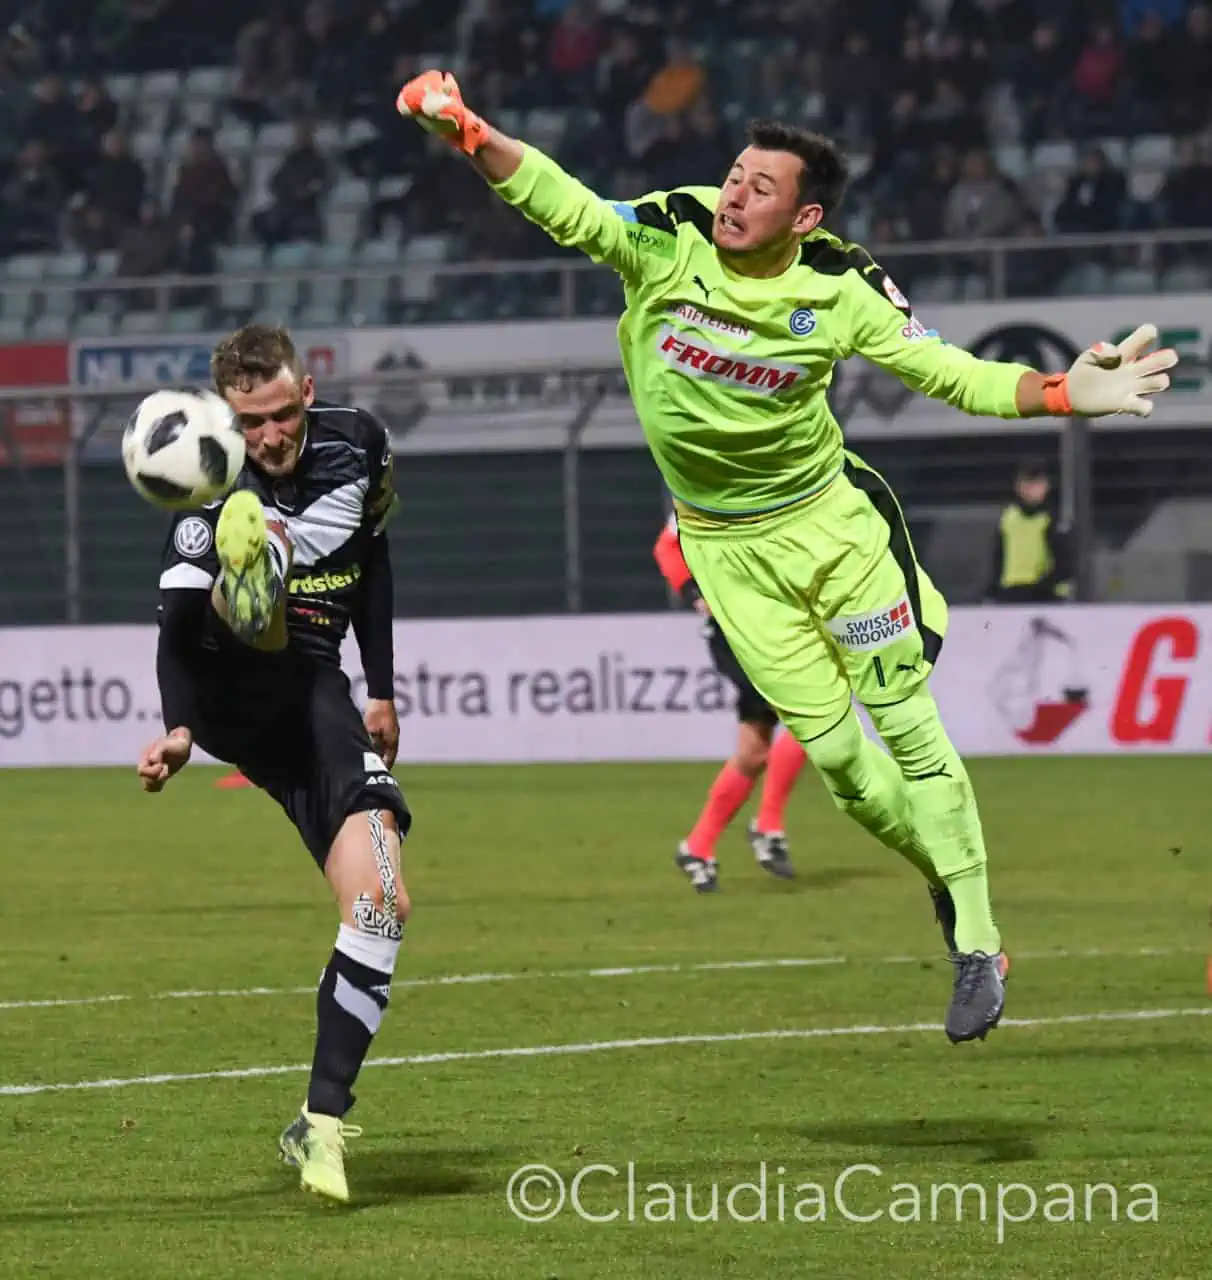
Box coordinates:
[397,71,1177,1044]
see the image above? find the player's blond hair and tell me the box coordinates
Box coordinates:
[211,324,304,395]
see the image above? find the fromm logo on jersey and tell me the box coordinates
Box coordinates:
[826,598,916,652]
[657,327,803,395]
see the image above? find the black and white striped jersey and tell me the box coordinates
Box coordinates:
[158,399,397,672]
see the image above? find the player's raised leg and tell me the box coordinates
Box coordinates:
[280,807,410,1203]
[677,482,1004,1044]
[820,457,1007,1043]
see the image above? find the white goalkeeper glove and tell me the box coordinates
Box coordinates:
[1045,323,1177,419]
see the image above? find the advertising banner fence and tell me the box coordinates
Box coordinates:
[1,606,1207,767]
[60,293,1211,454]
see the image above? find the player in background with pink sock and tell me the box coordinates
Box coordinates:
[655,514,807,892]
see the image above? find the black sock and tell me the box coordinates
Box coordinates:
[307,928,398,1118]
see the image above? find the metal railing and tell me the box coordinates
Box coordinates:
[6,228,1212,321]
[0,367,1209,626]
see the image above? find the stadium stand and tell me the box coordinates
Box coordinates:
[0,0,1208,334]
[0,0,1209,624]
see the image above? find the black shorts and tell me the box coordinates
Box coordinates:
[707,625,778,727]
[193,659,411,869]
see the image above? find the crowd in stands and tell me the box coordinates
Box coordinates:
[0,0,1209,274]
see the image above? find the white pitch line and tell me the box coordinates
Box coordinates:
[2,1006,1209,1098]
[0,945,1197,1015]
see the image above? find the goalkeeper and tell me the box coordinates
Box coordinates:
[397,72,1176,1044]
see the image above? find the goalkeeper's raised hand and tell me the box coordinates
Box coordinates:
[396,70,486,157]
[1040,323,1177,419]
[396,69,523,183]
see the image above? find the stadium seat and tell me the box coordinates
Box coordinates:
[269,242,316,271]
[183,66,233,98]
[311,240,353,269]
[307,272,347,313]
[104,73,141,105]
[1128,135,1175,169]
[131,97,171,137]
[1056,261,1110,294]
[74,310,116,338]
[324,207,362,246]
[344,119,379,148]
[1160,263,1212,292]
[1108,266,1157,294]
[525,109,567,154]
[1128,168,1166,202]
[347,297,388,326]
[908,275,959,303]
[30,314,70,339]
[121,311,165,335]
[216,244,264,311]
[178,97,217,130]
[398,267,438,303]
[356,239,400,267]
[1094,137,1128,166]
[994,143,1030,182]
[4,254,47,281]
[141,70,182,100]
[403,234,451,264]
[167,307,208,333]
[216,119,256,157]
[351,274,390,318]
[131,129,165,164]
[41,289,75,319]
[330,178,372,210]
[261,278,302,318]
[0,290,34,325]
[255,121,297,153]
[376,175,413,203]
[307,121,339,153]
[1032,140,1078,173]
[217,244,264,273]
[46,252,88,281]
[245,152,279,209]
[295,300,344,328]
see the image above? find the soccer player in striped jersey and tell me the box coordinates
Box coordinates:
[397,71,1176,1043]
[655,511,805,891]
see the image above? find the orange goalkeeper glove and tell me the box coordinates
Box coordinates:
[396,70,486,157]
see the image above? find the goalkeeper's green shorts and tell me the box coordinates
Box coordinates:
[675,452,947,744]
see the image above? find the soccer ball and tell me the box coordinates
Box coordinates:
[122,389,245,510]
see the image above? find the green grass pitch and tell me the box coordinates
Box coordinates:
[0,758,1208,1279]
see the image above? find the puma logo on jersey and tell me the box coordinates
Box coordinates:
[693,274,713,303]
[657,327,803,395]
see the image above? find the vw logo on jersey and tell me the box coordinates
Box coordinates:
[174,516,213,559]
[789,307,817,336]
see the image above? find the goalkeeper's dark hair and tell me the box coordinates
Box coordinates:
[747,120,849,220]
[212,324,304,394]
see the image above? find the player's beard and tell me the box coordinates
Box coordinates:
[252,433,302,476]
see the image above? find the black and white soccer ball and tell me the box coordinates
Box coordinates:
[122,389,245,510]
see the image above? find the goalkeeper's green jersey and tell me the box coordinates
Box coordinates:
[492,145,1031,516]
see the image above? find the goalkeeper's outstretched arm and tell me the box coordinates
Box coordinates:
[396,70,655,282]
[843,262,1179,421]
